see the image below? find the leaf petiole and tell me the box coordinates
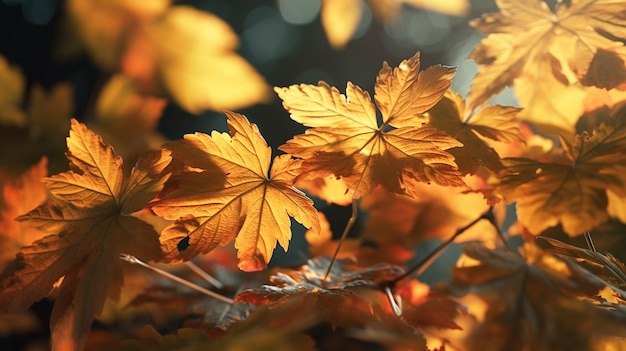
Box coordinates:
[120,254,233,304]
[387,207,495,287]
[184,260,224,289]
[323,199,359,283]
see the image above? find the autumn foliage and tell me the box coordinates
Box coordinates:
[2,0,626,350]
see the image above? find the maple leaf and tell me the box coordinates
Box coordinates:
[67,0,270,113]
[448,242,626,351]
[468,0,626,133]
[305,212,415,266]
[235,257,405,328]
[0,157,48,267]
[359,185,500,248]
[0,119,170,351]
[427,89,523,175]
[152,111,320,272]
[321,0,469,49]
[277,52,464,199]
[494,116,626,236]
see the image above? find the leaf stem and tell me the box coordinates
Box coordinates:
[323,199,359,283]
[386,208,492,287]
[184,261,224,289]
[120,254,233,304]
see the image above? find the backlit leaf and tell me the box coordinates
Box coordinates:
[152,111,320,271]
[448,242,626,351]
[0,119,170,351]
[67,0,270,113]
[494,117,626,236]
[468,0,626,133]
[427,89,523,175]
[277,52,464,199]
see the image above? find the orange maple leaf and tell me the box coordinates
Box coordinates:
[494,118,626,236]
[0,157,48,267]
[0,119,170,351]
[468,0,626,134]
[152,111,320,272]
[277,52,464,199]
[427,89,523,175]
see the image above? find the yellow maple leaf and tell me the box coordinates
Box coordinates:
[152,111,320,272]
[494,118,626,236]
[0,119,170,351]
[427,89,523,175]
[277,52,464,199]
[67,0,270,113]
[468,0,626,133]
[321,0,469,48]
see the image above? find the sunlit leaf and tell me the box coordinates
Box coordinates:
[427,89,523,175]
[468,0,626,134]
[448,242,626,351]
[68,0,270,113]
[360,184,499,247]
[277,52,463,199]
[152,111,320,271]
[494,117,626,236]
[0,119,170,351]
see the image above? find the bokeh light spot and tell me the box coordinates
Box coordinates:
[278,0,320,25]
[243,6,298,63]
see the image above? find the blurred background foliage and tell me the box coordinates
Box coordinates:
[0,0,508,273]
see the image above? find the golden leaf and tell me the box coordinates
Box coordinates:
[427,89,523,175]
[67,0,270,113]
[277,52,463,199]
[494,119,626,236]
[152,111,320,272]
[449,242,626,351]
[468,0,626,133]
[0,119,170,351]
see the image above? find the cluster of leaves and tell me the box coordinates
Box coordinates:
[2,0,626,350]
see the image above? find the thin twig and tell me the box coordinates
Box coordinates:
[584,231,597,252]
[120,254,233,304]
[184,261,224,289]
[323,199,359,282]
[387,208,491,287]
